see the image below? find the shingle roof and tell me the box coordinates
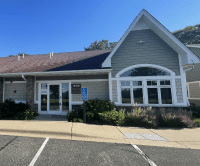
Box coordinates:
[0,50,111,73]
[46,52,111,71]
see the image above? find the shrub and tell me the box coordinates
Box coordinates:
[73,118,84,123]
[123,111,158,128]
[161,113,197,128]
[67,109,83,122]
[24,110,35,120]
[0,99,37,120]
[81,99,118,123]
[194,118,200,127]
[188,103,200,118]
[98,108,125,126]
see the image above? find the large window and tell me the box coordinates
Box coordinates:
[120,67,170,77]
[121,81,143,104]
[120,79,172,105]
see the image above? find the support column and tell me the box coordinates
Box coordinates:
[26,76,35,109]
[0,77,3,103]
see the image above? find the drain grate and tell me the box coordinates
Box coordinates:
[123,133,168,141]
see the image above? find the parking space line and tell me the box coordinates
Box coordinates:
[29,137,49,166]
[115,126,157,166]
[131,144,157,166]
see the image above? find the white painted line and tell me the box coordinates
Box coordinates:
[29,137,49,166]
[131,144,157,166]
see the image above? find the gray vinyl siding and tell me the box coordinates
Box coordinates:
[4,83,26,101]
[188,82,200,99]
[111,29,180,77]
[186,47,200,82]
[188,47,200,58]
[186,63,200,82]
[71,81,109,101]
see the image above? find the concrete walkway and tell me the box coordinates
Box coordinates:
[0,120,199,150]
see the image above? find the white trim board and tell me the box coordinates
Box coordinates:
[36,79,108,83]
[5,81,26,83]
[115,64,176,78]
[0,69,112,77]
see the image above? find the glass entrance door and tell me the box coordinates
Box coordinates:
[49,84,61,114]
[39,82,70,115]
[62,83,69,113]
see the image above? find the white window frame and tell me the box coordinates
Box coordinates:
[115,64,178,107]
[146,79,173,105]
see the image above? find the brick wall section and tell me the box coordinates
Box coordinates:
[175,79,184,103]
[26,76,38,109]
[112,80,118,102]
[71,81,109,101]
[0,78,3,103]
[4,83,26,101]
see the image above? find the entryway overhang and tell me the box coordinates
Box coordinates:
[0,69,112,78]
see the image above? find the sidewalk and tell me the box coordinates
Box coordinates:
[0,120,199,150]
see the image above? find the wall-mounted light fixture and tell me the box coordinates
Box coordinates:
[138,40,146,43]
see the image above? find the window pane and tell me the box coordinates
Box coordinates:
[161,88,172,104]
[160,80,170,85]
[121,81,130,86]
[120,67,170,77]
[62,83,69,112]
[148,88,158,104]
[49,85,60,111]
[41,83,47,89]
[133,88,143,104]
[41,95,47,111]
[147,81,157,86]
[41,83,47,94]
[121,88,131,103]
[132,81,142,86]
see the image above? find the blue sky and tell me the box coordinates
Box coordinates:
[0,0,200,57]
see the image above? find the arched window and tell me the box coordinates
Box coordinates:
[120,67,170,77]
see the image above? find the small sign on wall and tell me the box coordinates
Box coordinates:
[81,88,87,100]
[71,84,81,94]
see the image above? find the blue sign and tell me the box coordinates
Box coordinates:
[81,88,87,100]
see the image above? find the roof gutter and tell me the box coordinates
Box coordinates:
[0,69,112,77]
[183,61,195,72]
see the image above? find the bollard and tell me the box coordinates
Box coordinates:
[83,100,86,123]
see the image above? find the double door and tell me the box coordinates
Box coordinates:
[39,83,69,115]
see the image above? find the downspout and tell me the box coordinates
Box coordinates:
[22,74,26,81]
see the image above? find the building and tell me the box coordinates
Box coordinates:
[0,9,199,115]
[186,44,200,105]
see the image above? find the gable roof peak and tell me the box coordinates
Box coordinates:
[101,10,200,68]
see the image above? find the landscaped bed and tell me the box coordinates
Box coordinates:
[67,99,200,128]
[0,99,38,120]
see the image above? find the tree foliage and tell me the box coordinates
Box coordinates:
[8,53,30,57]
[84,39,117,51]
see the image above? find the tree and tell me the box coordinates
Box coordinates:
[84,39,117,51]
[8,53,30,57]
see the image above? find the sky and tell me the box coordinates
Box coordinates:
[0,0,200,57]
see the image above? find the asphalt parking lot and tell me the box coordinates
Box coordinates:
[0,134,200,166]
